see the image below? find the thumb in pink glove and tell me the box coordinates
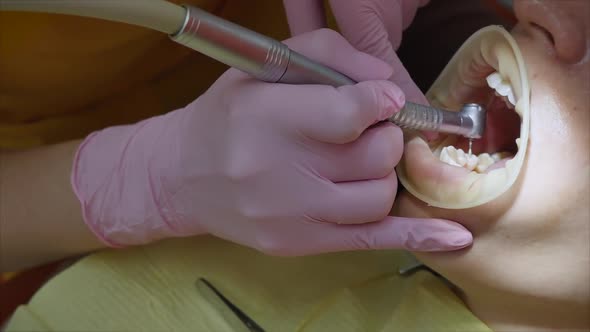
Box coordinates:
[72,29,471,256]
[283,0,430,105]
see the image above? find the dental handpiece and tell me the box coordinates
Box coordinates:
[170,5,486,139]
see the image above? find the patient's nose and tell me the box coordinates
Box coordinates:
[514,0,589,64]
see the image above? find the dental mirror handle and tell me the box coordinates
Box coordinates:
[170,5,484,139]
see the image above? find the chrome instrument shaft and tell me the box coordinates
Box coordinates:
[171,5,486,139]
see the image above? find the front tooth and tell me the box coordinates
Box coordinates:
[500,88,516,107]
[486,72,503,89]
[504,98,514,110]
[495,82,512,97]
[487,72,516,107]
[507,89,516,106]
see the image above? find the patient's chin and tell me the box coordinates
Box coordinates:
[392,190,509,237]
[393,193,456,225]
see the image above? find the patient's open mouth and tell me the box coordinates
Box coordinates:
[436,72,521,173]
[396,26,531,209]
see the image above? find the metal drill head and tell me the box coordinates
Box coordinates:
[460,103,487,139]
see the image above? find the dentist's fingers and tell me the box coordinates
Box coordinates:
[329,0,401,65]
[282,28,394,82]
[305,216,473,254]
[327,0,429,64]
[388,57,430,105]
[260,80,404,144]
[255,215,473,256]
[282,0,326,36]
[311,170,399,225]
[282,2,430,106]
[311,122,403,182]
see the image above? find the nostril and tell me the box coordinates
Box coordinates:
[530,22,555,47]
[514,0,588,64]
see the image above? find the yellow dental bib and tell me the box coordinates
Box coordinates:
[6,236,490,332]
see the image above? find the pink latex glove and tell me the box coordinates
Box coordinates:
[72,29,472,255]
[283,0,430,104]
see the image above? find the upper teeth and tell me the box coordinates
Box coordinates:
[486,72,516,107]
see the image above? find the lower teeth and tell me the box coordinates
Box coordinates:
[439,146,510,173]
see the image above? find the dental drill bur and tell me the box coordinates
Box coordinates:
[170,5,487,140]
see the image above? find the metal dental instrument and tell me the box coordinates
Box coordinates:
[196,278,266,332]
[170,5,487,140]
[2,2,485,138]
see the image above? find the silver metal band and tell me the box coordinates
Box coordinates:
[170,5,289,83]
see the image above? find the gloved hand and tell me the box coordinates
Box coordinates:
[72,29,471,256]
[283,0,430,104]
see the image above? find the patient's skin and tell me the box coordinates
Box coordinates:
[393,0,590,331]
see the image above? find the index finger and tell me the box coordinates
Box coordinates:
[283,0,326,36]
